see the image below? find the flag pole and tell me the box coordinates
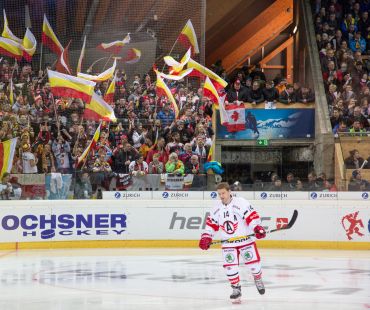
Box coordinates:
[161,37,178,72]
[102,54,113,71]
[39,43,43,72]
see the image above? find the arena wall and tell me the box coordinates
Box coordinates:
[0,191,368,250]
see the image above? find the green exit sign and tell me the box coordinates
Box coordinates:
[256,139,269,146]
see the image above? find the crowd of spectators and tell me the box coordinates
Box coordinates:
[217,64,315,106]
[313,0,370,134]
[0,58,216,199]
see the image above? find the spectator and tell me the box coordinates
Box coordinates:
[165,152,185,176]
[146,137,169,168]
[0,172,13,200]
[226,79,248,103]
[247,81,264,105]
[262,81,279,104]
[348,170,370,191]
[148,153,164,174]
[305,171,320,191]
[349,119,367,136]
[349,31,366,53]
[185,155,200,175]
[297,86,315,103]
[344,149,365,169]
[20,143,37,174]
[270,178,283,191]
[283,172,296,191]
[74,172,93,199]
[112,143,137,174]
[323,178,338,192]
[52,135,71,174]
[156,103,175,128]
[129,154,148,177]
[279,84,297,104]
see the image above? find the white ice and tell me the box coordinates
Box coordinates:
[0,248,368,310]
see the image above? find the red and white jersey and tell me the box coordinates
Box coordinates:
[204,196,261,248]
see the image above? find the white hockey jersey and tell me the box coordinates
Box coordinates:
[204,196,262,248]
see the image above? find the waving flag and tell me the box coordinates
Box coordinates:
[42,15,63,55]
[178,20,199,55]
[0,138,18,177]
[76,35,86,74]
[158,68,193,81]
[48,69,95,103]
[187,58,227,92]
[164,48,191,74]
[104,75,116,104]
[56,41,72,74]
[156,72,179,118]
[124,48,141,64]
[22,28,37,62]
[9,78,14,105]
[203,76,219,104]
[2,10,22,44]
[78,59,116,82]
[84,92,117,122]
[0,37,23,60]
[97,33,130,54]
[77,123,101,168]
[219,95,245,132]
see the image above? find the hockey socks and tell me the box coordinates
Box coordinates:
[253,271,265,295]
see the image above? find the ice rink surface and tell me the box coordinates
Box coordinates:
[0,248,368,310]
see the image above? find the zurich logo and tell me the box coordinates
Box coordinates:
[260,192,267,199]
[114,192,121,199]
[362,192,369,199]
[210,192,217,199]
[162,192,169,198]
[311,192,317,199]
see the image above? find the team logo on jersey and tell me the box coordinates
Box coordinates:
[310,192,317,199]
[244,251,253,261]
[114,192,121,199]
[362,192,369,199]
[225,253,235,263]
[221,221,238,234]
[162,192,169,198]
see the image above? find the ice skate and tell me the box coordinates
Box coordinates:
[230,284,242,304]
[254,276,265,295]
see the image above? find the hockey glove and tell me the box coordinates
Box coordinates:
[254,225,266,239]
[199,233,212,250]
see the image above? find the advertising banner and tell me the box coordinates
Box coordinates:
[216,109,315,140]
[0,200,368,243]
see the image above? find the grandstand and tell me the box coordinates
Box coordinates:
[0,1,368,309]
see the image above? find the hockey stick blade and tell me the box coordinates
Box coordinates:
[269,209,298,233]
[211,209,298,246]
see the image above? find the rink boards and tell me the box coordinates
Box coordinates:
[0,191,369,250]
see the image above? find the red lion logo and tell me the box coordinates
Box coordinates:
[341,211,364,240]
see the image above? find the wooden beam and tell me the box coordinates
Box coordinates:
[286,40,293,83]
[75,0,88,33]
[93,0,112,29]
[56,0,66,38]
[206,0,293,72]
[259,36,294,66]
[261,65,285,69]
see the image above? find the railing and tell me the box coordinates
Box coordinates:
[1,173,209,200]
[2,171,369,201]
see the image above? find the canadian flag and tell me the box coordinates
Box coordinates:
[219,95,246,132]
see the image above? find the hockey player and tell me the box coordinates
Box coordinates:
[199,182,266,303]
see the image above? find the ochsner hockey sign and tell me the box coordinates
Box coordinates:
[0,208,127,242]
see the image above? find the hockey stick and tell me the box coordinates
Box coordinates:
[211,209,298,246]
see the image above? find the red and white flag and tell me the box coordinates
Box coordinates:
[219,95,245,132]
